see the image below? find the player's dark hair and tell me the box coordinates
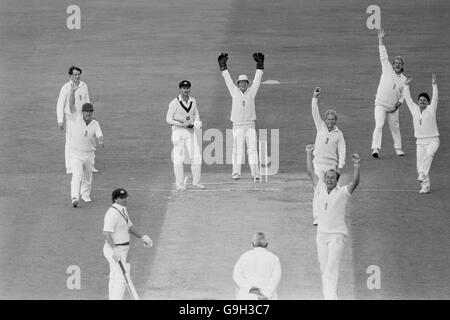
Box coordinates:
[68,66,82,75]
[418,92,430,103]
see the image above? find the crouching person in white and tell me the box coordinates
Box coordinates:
[403,73,440,194]
[306,144,360,300]
[166,80,205,190]
[233,232,281,300]
[103,188,153,300]
[67,82,103,207]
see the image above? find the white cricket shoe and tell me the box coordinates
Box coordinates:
[92,167,99,173]
[419,186,430,194]
[82,196,92,202]
[232,173,240,180]
[176,184,186,191]
[72,198,79,208]
[395,149,405,156]
[192,183,206,189]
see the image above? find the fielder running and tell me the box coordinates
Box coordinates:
[403,73,440,194]
[233,232,281,300]
[310,87,346,225]
[218,52,264,180]
[371,28,407,158]
[306,144,360,300]
[68,97,103,207]
[103,188,153,300]
[56,66,98,173]
[166,80,205,190]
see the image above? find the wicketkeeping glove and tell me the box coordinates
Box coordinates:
[218,53,228,71]
[253,52,265,69]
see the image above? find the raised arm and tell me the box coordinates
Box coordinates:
[249,52,264,96]
[306,144,319,187]
[337,134,346,172]
[311,87,323,131]
[378,28,391,70]
[218,53,236,96]
[347,153,360,194]
[402,75,416,114]
[429,73,438,112]
[68,82,78,115]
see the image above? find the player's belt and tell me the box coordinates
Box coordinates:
[116,242,130,246]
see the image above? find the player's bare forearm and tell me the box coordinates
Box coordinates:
[129,225,143,239]
[348,154,360,194]
[305,146,318,186]
[103,231,117,248]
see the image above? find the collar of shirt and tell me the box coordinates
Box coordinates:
[326,125,341,133]
[178,94,192,104]
[112,203,127,212]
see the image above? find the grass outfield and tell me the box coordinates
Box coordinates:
[0,0,449,299]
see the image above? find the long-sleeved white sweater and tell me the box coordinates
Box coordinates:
[311,98,346,169]
[404,84,439,142]
[375,45,407,111]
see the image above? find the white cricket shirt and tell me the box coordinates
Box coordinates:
[69,113,103,153]
[56,80,90,123]
[311,98,346,169]
[222,69,263,123]
[103,203,133,244]
[316,180,351,236]
[233,247,281,299]
[375,45,407,111]
[404,84,439,143]
[166,94,200,131]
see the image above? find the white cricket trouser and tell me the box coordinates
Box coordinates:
[316,232,346,300]
[69,150,94,200]
[416,138,440,189]
[103,243,130,300]
[232,123,259,177]
[171,128,202,186]
[312,164,337,222]
[371,105,402,150]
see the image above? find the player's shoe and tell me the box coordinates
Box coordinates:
[313,219,318,226]
[72,198,79,208]
[419,186,430,194]
[371,148,380,158]
[82,196,92,202]
[192,183,206,189]
[92,167,99,173]
[176,184,186,191]
[232,173,240,180]
[395,149,405,156]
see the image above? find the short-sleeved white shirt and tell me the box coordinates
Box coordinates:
[103,203,133,244]
[316,180,351,235]
[69,113,103,153]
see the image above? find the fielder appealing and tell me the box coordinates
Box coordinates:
[218,52,264,180]
[306,145,360,300]
[166,80,205,190]
[233,232,281,300]
[103,188,153,300]
[311,87,346,225]
[56,66,98,174]
[371,28,407,158]
[403,73,440,194]
[68,99,103,207]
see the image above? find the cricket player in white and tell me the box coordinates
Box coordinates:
[311,87,346,225]
[306,145,360,300]
[166,80,205,190]
[103,188,153,300]
[371,28,407,158]
[56,66,91,174]
[67,95,103,207]
[218,52,264,180]
[233,232,281,300]
[403,73,440,194]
